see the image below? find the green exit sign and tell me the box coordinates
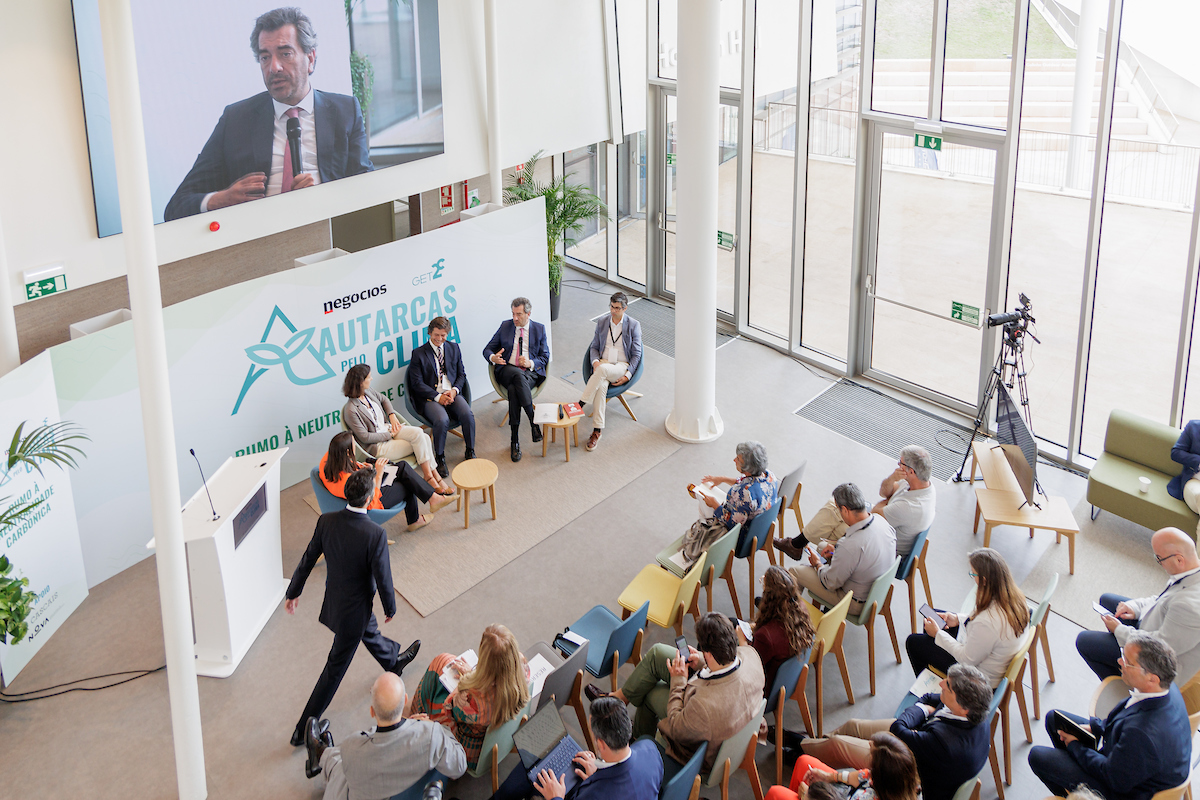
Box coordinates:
[717,230,735,250]
[915,134,942,151]
[25,275,66,300]
[666,152,677,166]
[951,301,980,325]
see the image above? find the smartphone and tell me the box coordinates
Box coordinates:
[919,603,946,631]
[805,544,828,565]
[675,634,688,661]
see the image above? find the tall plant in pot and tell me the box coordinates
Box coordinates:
[503,151,608,321]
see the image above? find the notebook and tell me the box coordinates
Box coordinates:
[513,702,584,794]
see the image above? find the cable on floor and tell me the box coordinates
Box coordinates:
[0,665,166,702]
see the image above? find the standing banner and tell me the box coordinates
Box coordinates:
[0,353,89,682]
[53,199,550,587]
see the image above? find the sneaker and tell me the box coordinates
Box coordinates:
[585,429,602,452]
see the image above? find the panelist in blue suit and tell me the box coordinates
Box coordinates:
[164,8,372,222]
[483,297,549,463]
[408,316,476,477]
[1029,630,1192,800]
[1168,419,1200,512]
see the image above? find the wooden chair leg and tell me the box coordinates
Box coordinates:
[989,735,1005,800]
[748,543,758,622]
[675,602,686,637]
[1016,662,1033,743]
[740,737,765,800]
[706,565,715,613]
[690,584,702,625]
[882,589,901,663]
[618,394,637,421]
[569,671,596,753]
[796,665,814,737]
[814,645,826,736]
[1041,618,1056,682]
[621,608,631,620]
[906,574,917,632]
[775,688,786,787]
[919,558,933,607]
[1029,637,1042,720]
[833,623,855,705]
[611,652,620,692]
[866,610,877,697]
[491,744,501,793]
[632,629,644,664]
[723,561,742,619]
[1001,700,1012,786]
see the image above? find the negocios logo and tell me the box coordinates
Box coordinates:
[324,284,387,314]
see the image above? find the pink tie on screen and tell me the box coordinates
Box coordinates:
[281,108,300,193]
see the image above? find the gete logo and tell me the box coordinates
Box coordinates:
[324,284,387,315]
[411,258,446,286]
[232,306,336,416]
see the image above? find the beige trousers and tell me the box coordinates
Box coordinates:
[802,499,849,545]
[788,565,865,617]
[580,361,628,430]
[373,426,434,467]
[798,718,893,769]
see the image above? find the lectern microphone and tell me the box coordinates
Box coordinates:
[190,448,220,521]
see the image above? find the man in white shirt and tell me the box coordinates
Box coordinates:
[578,292,643,452]
[1078,526,1200,682]
[775,445,935,560]
[165,8,372,221]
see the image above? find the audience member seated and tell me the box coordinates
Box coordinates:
[320,432,456,532]
[577,291,643,453]
[796,664,992,800]
[1029,631,1192,800]
[409,624,531,771]
[487,696,663,800]
[584,613,765,781]
[303,672,467,799]
[680,441,778,565]
[776,446,935,561]
[1169,419,1200,515]
[407,316,477,477]
[788,483,895,617]
[1077,526,1200,683]
[766,731,921,800]
[483,296,550,463]
[341,363,452,493]
[751,566,816,696]
[905,547,1028,687]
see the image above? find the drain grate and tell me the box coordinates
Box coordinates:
[795,379,974,482]
[594,298,734,359]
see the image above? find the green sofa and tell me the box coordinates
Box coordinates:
[1087,409,1199,538]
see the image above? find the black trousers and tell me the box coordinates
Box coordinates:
[421,395,476,455]
[379,461,435,525]
[1075,592,1137,680]
[905,620,961,677]
[493,364,543,437]
[295,613,400,734]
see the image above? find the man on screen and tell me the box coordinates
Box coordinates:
[164,7,373,221]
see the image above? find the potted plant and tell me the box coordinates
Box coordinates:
[0,421,88,649]
[503,151,608,321]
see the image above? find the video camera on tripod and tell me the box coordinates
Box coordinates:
[986,293,1037,350]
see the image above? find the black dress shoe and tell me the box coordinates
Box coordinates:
[305,716,332,778]
[390,639,421,677]
[464,448,476,461]
[511,441,522,462]
[435,455,449,479]
[583,684,609,703]
[290,726,305,747]
[530,425,543,444]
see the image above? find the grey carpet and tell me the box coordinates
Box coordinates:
[795,378,974,482]
[594,298,735,358]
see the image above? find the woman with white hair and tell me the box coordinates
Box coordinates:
[681,440,778,563]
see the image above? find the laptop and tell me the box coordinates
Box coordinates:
[513,702,585,794]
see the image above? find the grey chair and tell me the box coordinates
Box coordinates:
[534,638,594,751]
[775,460,807,548]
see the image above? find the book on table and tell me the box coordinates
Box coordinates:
[561,401,584,418]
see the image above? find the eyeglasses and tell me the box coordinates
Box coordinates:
[968,571,979,578]
[1155,553,1180,565]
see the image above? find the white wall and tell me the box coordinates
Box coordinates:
[0,0,611,307]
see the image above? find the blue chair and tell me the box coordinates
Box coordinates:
[404,371,472,440]
[734,493,780,621]
[659,741,706,800]
[885,525,933,633]
[388,770,446,800]
[556,601,648,693]
[767,646,814,787]
[308,466,406,527]
[581,349,645,422]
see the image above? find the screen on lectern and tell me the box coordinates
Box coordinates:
[233,483,268,549]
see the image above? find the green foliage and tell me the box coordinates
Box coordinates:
[350,51,375,115]
[503,151,609,293]
[0,421,89,646]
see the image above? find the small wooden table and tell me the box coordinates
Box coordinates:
[973,487,1080,574]
[541,410,581,462]
[451,458,498,529]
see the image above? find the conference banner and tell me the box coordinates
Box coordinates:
[0,354,89,683]
[52,199,549,587]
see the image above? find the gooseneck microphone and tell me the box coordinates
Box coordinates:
[190,448,219,521]
[286,116,303,182]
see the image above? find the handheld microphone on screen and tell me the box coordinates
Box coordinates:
[421,779,443,799]
[189,448,220,521]
[286,116,303,181]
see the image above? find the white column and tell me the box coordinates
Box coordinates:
[1066,0,1102,191]
[0,216,19,376]
[666,0,724,444]
[96,2,206,798]
[484,0,503,201]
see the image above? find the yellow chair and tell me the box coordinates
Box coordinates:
[805,591,855,736]
[989,627,1037,797]
[1179,668,1200,716]
[618,553,708,636]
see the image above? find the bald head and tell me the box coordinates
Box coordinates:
[1151,527,1200,575]
[371,673,407,726]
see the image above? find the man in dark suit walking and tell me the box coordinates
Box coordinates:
[483,297,550,462]
[285,469,420,747]
[407,316,476,478]
[164,8,373,221]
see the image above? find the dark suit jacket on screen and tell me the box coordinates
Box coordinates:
[483,319,549,379]
[1168,419,1200,500]
[890,694,990,800]
[164,90,372,221]
[408,341,468,405]
[286,509,396,637]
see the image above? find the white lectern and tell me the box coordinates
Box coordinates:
[170,449,289,677]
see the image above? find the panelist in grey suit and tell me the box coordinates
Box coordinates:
[304,672,467,800]
[1077,526,1200,683]
[578,292,642,453]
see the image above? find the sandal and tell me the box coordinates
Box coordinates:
[407,514,433,532]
